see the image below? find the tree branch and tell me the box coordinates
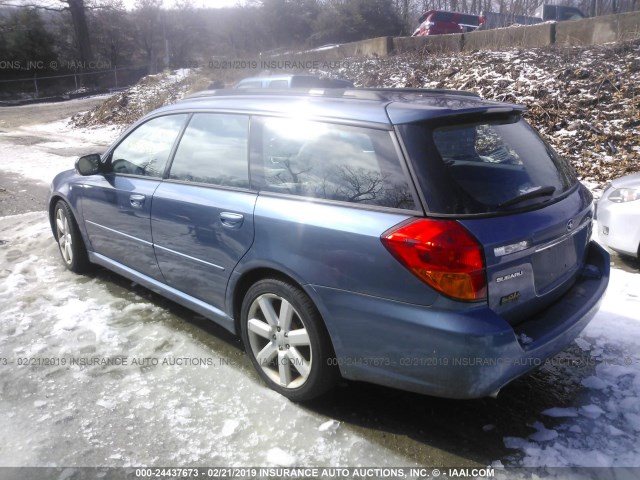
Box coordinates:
[0,1,68,10]
[0,0,116,11]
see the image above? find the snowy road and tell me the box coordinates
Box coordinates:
[0,211,431,467]
[0,100,639,472]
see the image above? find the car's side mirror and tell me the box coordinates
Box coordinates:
[75,154,102,176]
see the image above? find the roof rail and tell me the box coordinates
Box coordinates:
[180,87,480,103]
[349,87,480,98]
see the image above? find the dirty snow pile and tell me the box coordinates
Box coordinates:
[71,41,640,185]
[72,69,195,128]
[319,40,640,184]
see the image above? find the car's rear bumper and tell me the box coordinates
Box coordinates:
[308,241,609,399]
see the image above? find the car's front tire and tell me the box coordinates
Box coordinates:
[240,278,338,401]
[53,200,91,273]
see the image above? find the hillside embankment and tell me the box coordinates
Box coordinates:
[74,40,640,184]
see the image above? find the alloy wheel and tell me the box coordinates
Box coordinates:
[56,207,73,265]
[246,293,312,389]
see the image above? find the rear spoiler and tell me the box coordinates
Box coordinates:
[387,104,526,125]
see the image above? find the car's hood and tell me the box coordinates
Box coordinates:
[611,172,640,189]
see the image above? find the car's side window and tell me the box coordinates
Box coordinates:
[258,117,417,210]
[169,113,250,188]
[237,81,261,88]
[268,80,288,88]
[110,114,188,177]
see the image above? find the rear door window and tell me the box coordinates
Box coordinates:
[253,117,417,210]
[398,117,577,215]
[169,113,250,188]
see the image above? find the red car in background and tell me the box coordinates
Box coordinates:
[412,10,484,36]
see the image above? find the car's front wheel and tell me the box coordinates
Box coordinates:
[240,278,338,401]
[53,200,91,273]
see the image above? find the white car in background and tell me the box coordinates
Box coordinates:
[597,172,640,259]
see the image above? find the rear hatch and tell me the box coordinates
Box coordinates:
[460,190,592,324]
[397,113,593,324]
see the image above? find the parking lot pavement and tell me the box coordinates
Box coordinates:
[1,99,639,472]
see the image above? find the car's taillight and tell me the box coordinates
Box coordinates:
[381,218,487,302]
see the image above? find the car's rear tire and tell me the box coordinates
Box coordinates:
[240,278,338,401]
[53,200,91,274]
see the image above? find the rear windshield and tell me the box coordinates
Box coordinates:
[290,76,323,88]
[427,11,481,26]
[456,14,482,26]
[398,117,577,215]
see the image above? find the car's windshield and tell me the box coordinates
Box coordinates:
[398,117,578,215]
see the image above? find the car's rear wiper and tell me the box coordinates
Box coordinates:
[498,185,556,208]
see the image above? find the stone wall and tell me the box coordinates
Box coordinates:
[307,11,640,60]
[556,10,640,46]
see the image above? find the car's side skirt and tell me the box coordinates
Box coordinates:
[88,251,236,334]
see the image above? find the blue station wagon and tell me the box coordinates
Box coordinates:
[49,88,609,401]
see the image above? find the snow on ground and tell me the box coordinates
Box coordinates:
[494,226,640,468]
[2,113,435,468]
[0,211,420,467]
[73,69,199,128]
[28,117,121,147]
[502,268,640,468]
[0,118,119,185]
[1,209,638,469]
[1,112,639,470]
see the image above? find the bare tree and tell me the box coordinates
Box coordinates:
[91,0,133,73]
[164,0,205,67]
[0,0,106,79]
[135,0,162,74]
[334,166,385,203]
[67,0,92,66]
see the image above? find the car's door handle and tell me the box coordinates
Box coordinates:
[130,194,146,208]
[220,211,244,228]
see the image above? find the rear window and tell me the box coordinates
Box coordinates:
[398,117,577,215]
[427,11,480,25]
[289,76,323,88]
[169,113,249,188]
[431,12,454,22]
[254,117,417,210]
[457,14,482,26]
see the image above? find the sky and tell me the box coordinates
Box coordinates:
[1,0,250,10]
[156,0,248,7]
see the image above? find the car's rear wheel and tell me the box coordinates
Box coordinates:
[240,278,338,401]
[54,200,91,273]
